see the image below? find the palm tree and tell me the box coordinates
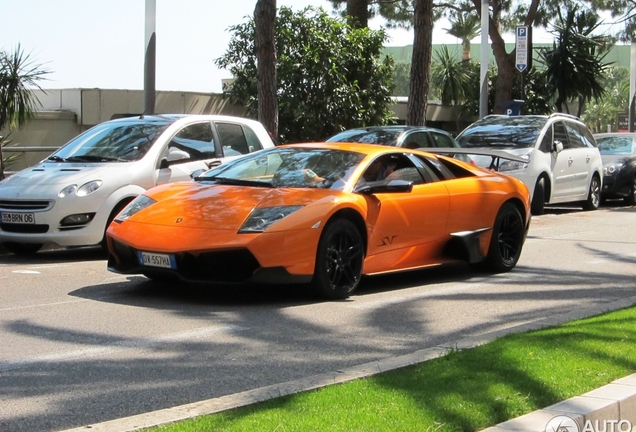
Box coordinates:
[540,7,612,116]
[430,46,473,105]
[444,11,480,62]
[0,44,49,180]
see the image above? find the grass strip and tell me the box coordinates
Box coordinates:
[151,304,636,432]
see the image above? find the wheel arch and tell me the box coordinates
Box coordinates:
[325,208,368,252]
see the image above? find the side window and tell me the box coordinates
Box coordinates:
[553,122,570,149]
[538,125,553,153]
[169,122,215,162]
[244,126,264,152]
[358,154,425,186]
[431,131,455,148]
[413,154,456,180]
[216,122,250,156]
[575,123,597,148]
[564,122,585,149]
[401,132,429,149]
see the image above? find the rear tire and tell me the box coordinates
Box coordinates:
[3,242,43,255]
[625,175,636,206]
[530,178,546,215]
[581,175,601,211]
[312,219,364,300]
[480,203,524,273]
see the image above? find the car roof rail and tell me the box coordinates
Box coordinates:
[549,112,580,121]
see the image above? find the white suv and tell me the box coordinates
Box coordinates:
[456,114,602,215]
[0,114,275,254]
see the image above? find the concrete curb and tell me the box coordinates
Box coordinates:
[59,295,636,432]
[482,375,636,432]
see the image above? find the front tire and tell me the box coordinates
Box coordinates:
[531,178,546,215]
[480,203,524,273]
[312,219,364,300]
[581,175,601,211]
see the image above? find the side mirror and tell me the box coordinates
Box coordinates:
[190,169,206,179]
[354,179,413,194]
[160,147,191,169]
[553,140,564,154]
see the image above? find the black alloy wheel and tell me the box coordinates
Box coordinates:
[312,218,364,300]
[481,202,524,273]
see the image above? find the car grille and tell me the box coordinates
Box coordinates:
[0,199,54,211]
[109,239,261,284]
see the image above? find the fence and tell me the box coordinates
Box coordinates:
[2,146,60,176]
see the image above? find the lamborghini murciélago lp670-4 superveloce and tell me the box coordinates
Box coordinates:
[106,142,531,300]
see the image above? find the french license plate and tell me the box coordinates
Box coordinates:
[1,212,35,224]
[138,251,176,269]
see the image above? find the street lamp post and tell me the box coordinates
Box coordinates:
[144,0,156,115]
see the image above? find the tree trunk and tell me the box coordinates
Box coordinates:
[471,0,541,114]
[254,0,278,138]
[406,0,433,126]
[347,0,368,28]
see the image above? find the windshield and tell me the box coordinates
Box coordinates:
[326,129,403,146]
[596,136,636,155]
[197,147,366,190]
[50,119,173,162]
[457,116,547,149]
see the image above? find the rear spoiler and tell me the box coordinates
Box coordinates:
[421,148,529,171]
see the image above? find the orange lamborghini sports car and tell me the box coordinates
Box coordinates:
[106,142,531,299]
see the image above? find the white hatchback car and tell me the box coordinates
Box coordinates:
[0,114,275,254]
[456,114,603,215]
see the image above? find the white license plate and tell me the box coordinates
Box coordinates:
[1,212,35,224]
[138,251,176,269]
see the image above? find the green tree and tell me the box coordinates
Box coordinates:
[430,46,474,105]
[539,7,613,116]
[0,45,49,180]
[391,62,411,96]
[582,66,629,132]
[444,11,481,62]
[216,6,395,143]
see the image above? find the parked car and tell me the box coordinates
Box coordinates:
[0,114,275,254]
[456,114,603,215]
[325,125,472,163]
[594,132,636,205]
[106,142,530,300]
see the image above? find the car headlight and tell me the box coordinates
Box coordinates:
[77,180,103,196]
[58,180,103,197]
[59,184,77,198]
[603,162,624,175]
[114,195,157,223]
[239,206,304,233]
[498,160,528,172]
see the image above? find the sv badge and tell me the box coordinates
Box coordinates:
[377,235,397,247]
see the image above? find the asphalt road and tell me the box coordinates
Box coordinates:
[1,204,635,432]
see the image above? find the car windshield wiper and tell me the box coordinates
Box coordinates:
[46,155,67,162]
[65,155,128,162]
[209,176,272,187]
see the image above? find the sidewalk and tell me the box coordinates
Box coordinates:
[60,295,636,432]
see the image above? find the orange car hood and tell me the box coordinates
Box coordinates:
[136,181,337,231]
